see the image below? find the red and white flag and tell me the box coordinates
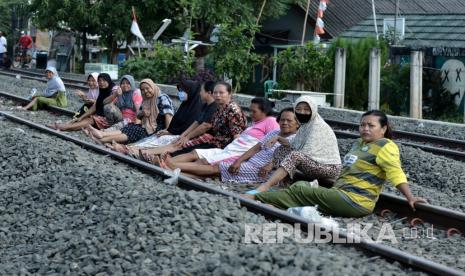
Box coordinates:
[315,18,325,35]
[318,0,327,18]
[131,7,146,43]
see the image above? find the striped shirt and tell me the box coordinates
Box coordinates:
[334,138,407,212]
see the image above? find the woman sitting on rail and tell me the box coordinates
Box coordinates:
[50,73,117,131]
[83,78,160,144]
[124,79,203,149]
[19,66,67,111]
[245,110,428,217]
[162,97,277,177]
[114,80,218,157]
[220,107,298,183]
[74,72,99,118]
[163,107,298,180]
[164,81,247,159]
[99,74,142,130]
[245,96,342,195]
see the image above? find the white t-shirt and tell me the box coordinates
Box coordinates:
[0,36,7,54]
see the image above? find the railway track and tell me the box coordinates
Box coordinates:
[1,93,465,275]
[2,68,465,159]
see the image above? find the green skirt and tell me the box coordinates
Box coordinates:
[31,91,67,111]
[255,181,371,218]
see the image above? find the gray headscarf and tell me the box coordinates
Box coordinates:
[116,74,137,111]
[290,96,341,165]
[43,66,66,97]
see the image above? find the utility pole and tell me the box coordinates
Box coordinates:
[393,0,399,45]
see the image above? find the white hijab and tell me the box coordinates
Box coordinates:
[291,96,341,165]
[43,66,66,97]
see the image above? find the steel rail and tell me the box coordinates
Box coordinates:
[2,87,464,162]
[9,68,86,85]
[334,130,465,162]
[0,110,463,276]
[0,70,87,90]
[3,69,465,152]
[2,90,465,232]
[327,119,465,151]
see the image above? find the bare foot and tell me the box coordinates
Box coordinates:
[88,125,103,139]
[110,141,129,154]
[46,123,57,130]
[163,155,177,170]
[141,152,159,165]
[81,127,91,137]
[90,135,103,145]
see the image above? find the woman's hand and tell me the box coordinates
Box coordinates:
[139,109,149,117]
[258,162,273,178]
[228,160,242,174]
[408,197,428,211]
[174,136,189,147]
[265,136,279,149]
[156,129,170,137]
[115,86,123,96]
[76,90,86,99]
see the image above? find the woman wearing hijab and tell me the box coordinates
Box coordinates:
[74,72,99,118]
[99,74,142,130]
[163,97,277,176]
[246,110,427,218]
[51,73,116,131]
[85,78,159,144]
[246,96,342,194]
[127,79,203,149]
[19,66,67,110]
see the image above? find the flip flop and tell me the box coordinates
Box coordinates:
[245,189,259,195]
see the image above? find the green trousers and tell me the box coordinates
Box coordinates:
[31,91,67,111]
[255,181,371,218]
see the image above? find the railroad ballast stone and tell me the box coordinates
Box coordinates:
[0,120,416,274]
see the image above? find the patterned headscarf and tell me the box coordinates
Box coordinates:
[290,96,341,165]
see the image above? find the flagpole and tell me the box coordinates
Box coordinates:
[301,0,311,46]
[371,0,379,41]
[137,37,141,57]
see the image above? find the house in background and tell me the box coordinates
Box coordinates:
[338,0,465,108]
[247,0,465,104]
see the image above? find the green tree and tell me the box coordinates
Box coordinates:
[121,42,194,83]
[29,0,101,67]
[211,23,261,92]
[276,42,332,91]
[176,0,303,70]
[0,0,30,52]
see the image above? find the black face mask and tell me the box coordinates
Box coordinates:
[295,112,312,124]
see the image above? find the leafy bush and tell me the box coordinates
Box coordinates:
[325,38,389,110]
[275,42,332,92]
[380,64,410,115]
[121,42,195,84]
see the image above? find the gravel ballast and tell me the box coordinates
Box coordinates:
[0,118,425,275]
[2,73,465,273]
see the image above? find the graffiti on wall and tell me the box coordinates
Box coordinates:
[439,59,465,107]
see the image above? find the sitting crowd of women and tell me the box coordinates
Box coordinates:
[19,69,427,218]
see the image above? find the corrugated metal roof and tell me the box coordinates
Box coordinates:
[300,0,465,37]
[339,13,465,48]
